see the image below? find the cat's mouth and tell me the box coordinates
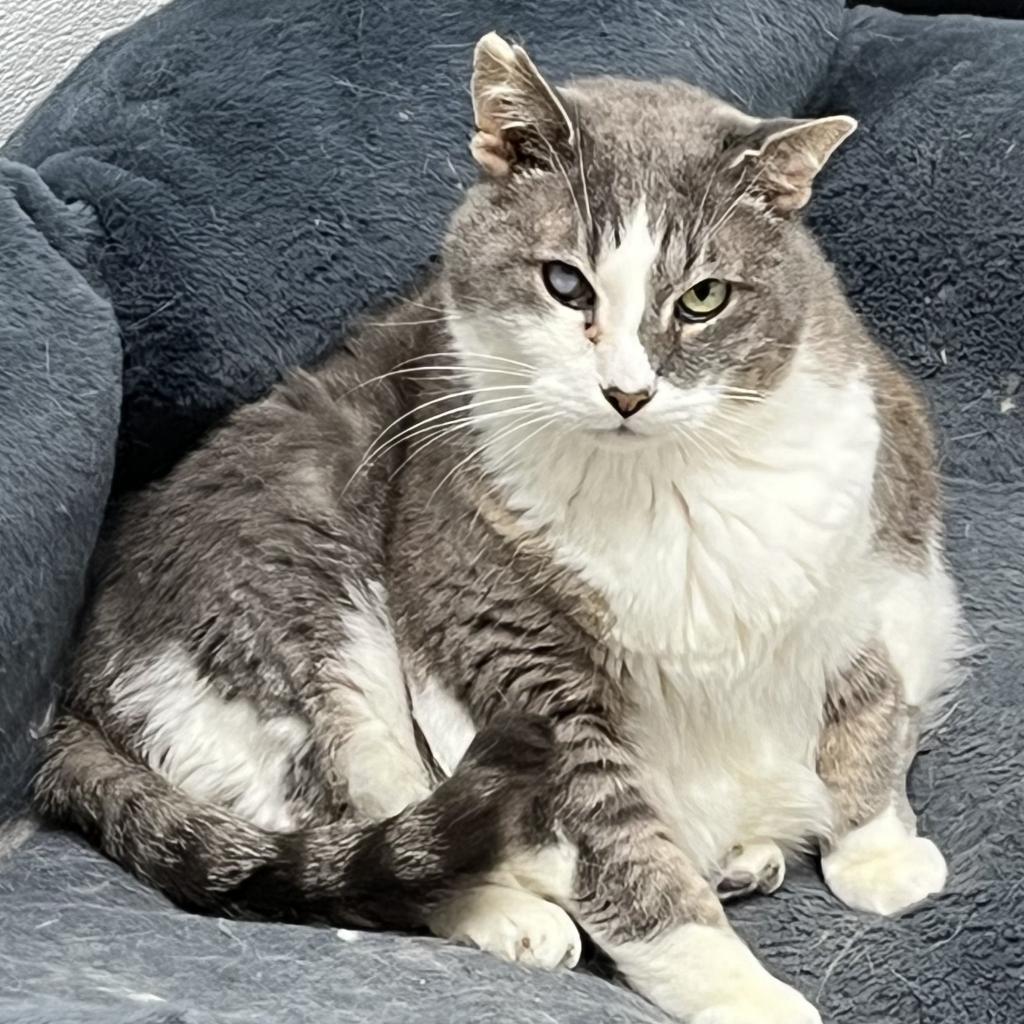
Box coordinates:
[587,424,653,447]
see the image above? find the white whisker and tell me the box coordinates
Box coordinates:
[574,134,594,239]
[397,350,538,371]
[405,299,451,315]
[715,383,767,399]
[698,165,766,253]
[484,413,564,479]
[390,403,546,481]
[671,422,723,465]
[346,364,532,396]
[426,411,559,507]
[367,316,459,328]
[363,396,537,471]
[347,390,534,486]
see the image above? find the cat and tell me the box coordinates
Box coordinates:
[35,32,962,1024]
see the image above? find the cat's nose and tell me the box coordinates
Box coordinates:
[602,386,654,419]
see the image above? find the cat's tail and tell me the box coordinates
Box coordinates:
[34,710,551,929]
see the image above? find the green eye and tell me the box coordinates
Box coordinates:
[675,278,731,323]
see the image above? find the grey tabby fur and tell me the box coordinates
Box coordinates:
[36,35,958,1023]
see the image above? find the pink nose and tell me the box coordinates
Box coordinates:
[602,386,654,418]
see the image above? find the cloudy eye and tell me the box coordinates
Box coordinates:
[675,278,731,323]
[542,261,595,311]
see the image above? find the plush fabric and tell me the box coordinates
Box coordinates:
[0,0,1022,1022]
[792,17,1024,1016]
[811,7,1024,485]
[0,828,664,1024]
[0,161,120,818]
[1,0,845,492]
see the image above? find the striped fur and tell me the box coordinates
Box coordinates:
[37,711,552,928]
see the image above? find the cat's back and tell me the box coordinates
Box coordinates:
[67,296,436,718]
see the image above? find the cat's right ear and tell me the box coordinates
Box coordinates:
[471,33,575,177]
[725,115,857,213]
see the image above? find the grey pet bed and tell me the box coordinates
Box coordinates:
[0,1,1021,1021]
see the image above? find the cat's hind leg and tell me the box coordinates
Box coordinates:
[310,581,432,821]
[817,645,947,916]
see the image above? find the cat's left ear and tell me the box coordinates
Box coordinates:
[727,115,857,213]
[471,32,575,177]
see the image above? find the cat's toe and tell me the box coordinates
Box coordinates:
[716,870,757,902]
[823,813,947,916]
[716,841,786,903]
[429,884,581,970]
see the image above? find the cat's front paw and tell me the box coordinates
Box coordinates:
[685,946,820,1024]
[429,883,581,970]
[823,807,947,916]
[615,924,819,1024]
[691,984,821,1024]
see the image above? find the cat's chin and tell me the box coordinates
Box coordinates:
[586,426,662,450]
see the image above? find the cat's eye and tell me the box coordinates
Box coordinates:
[542,261,595,311]
[675,278,731,323]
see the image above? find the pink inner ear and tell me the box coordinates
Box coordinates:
[755,132,839,212]
[470,131,513,177]
[766,143,819,204]
[774,141,819,181]
[771,186,813,213]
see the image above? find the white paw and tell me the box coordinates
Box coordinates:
[612,923,819,1024]
[687,948,819,1024]
[717,841,786,902]
[429,884,581,970]
[823,807,947,916]
[692,986,820,1024]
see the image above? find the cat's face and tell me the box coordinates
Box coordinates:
[442,35,854,446]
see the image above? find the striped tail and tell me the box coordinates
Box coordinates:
[34,711,551,928]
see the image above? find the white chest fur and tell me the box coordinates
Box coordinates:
[485,363,882,870]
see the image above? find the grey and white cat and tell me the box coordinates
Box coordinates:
[37,34,961,1024]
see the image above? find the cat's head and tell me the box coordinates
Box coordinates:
[442,33,855,445]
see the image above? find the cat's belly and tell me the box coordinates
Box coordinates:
[622,650,835,876]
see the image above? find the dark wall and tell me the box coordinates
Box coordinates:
[853,1,1024,16]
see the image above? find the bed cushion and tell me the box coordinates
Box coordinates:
[0,2,1021,1023]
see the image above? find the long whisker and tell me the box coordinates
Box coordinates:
[390,403,546,481]
[698,166,766,253]
[348,391,534,485]
[670,422,723,465]
[715,383,767,399]
[482,413,563,480]
[426,411,558,507]
[367,316,459,328]
[360,396,537,474]
[394,350,538,371]
[345,364,533,397]
[405,299,451,315]
[672,418,726,463]
[370,382,533,448]
[704,413,774,452]
[696,420,744,454]
[572,128,594,241]
[532,121,585,231]
[690,170,719,261]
